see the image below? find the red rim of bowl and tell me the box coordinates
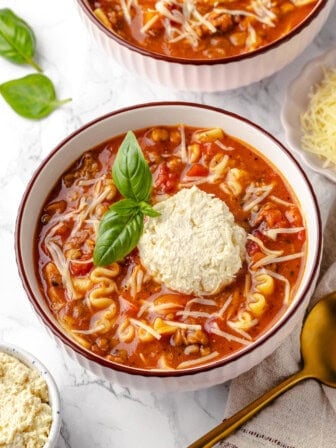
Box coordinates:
[75,0,328,65]
[15,102,322,378]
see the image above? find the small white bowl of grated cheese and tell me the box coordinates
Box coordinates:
[0,343,61,448]
[281,46,336,183]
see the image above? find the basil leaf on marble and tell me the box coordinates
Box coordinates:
[0,74,71,119]
[0,8,42,72]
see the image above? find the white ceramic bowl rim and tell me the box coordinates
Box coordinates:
[0,343,61,447]
[15,102,322,379]
[76,0,328,65]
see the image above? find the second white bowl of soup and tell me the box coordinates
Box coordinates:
[15,103,322,391]
[75,0,334,91]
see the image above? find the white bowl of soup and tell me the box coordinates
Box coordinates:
[74,0,334,92]
[16,102,322,391]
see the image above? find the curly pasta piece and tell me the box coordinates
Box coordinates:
[248,292,266,316]
[88,265,120,309]
[90,265,120,283]
[231,310,258,331]
[254,273,274,296]
[88,285,116,309]
[74,303,118,335]
[117,319,136,343]
[221,168,247,197]
[138,327,156,342]
[209,153,229,180]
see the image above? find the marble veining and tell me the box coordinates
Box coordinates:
[1,1,336,447]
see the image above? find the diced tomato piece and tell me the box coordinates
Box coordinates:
[154,163,178,193]
[286,206,303,227]
[186,164,208,177]
[297,230,306,242]
[246,240,259,256]
[70,260,93,276]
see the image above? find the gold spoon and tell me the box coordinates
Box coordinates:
[187,291,336,448]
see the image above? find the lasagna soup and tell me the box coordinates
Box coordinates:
[88,0,319,60]
[35,125,306,370]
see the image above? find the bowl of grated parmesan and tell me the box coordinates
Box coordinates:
[281,46,336,183]
[0,343,62,448]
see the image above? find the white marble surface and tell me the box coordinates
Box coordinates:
[0,1,335,447]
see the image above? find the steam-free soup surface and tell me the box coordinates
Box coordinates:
[35,125,306,370]
[89,0,319,60]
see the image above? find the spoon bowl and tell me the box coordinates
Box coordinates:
[188,291,336,448]
[301,291,336,386]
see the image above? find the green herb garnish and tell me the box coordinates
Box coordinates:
[94,131,160,266]
[0,8,42,72]
[0,8,71,119]
[0,74,71,119]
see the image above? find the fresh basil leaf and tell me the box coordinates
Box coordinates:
[139,201,160,217]
[0,8,42,72]
[94,207,143,266]
[107,198,139,216]
[112,131,152,202]
[0,74,71,119]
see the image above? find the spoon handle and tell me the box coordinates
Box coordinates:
[187,370,311,448]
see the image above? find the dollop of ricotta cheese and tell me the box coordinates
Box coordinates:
[0,352,52,448]
[138,186,246,295]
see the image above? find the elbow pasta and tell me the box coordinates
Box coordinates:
[73,277,93,295]
[195,128,224,143]
[187,143,201,163]
[209,153,229,180]
[93,8,112,29]
[138,327,156,342]
[223,168,246,197]
[154,318,178,336]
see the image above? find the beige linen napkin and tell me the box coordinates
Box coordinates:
[220,199,336,448]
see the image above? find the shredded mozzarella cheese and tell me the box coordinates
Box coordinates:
[46,241,77,299]
[162,320,202,330]
[262,226,305,240]
[259,268,291,304]
[210,323,250,345]
[252,251,304,269]
[177,351,219,369]
[129,318,162,339]
[301,68,336,168]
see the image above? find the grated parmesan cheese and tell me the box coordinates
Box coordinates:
[0,353,52,448]
[138,186,246,295]
[301,68,336,168]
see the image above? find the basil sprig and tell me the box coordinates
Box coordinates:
[0,8,42,72]
[94,131,159,266]
[112,131,152,202]
[0,74,71,119]
[0,8,71,119]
